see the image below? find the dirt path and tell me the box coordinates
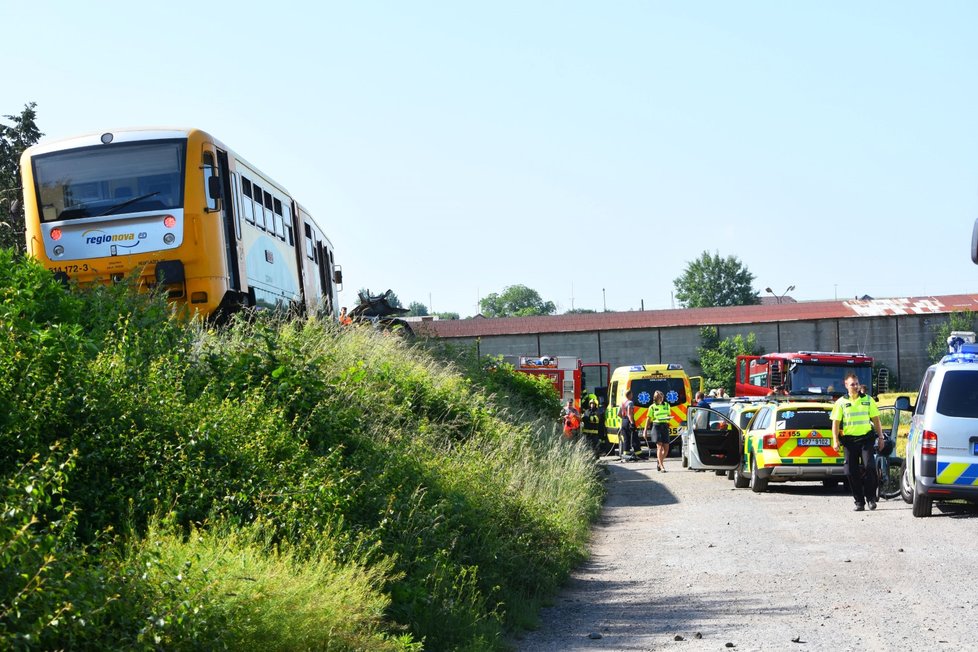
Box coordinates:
[516,454,978,651]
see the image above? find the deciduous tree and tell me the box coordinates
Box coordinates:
[674,251,759,308]
[0,102,43,251]
[480,285,556,318]
[407,301,429,316]
[927,311,977,363]
[695,326,760,395]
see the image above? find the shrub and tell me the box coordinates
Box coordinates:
[0,251,603,650]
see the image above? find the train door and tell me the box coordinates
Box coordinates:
[316,239,333,315]
[215,150,241,292]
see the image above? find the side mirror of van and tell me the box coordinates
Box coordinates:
[893,395,912,412]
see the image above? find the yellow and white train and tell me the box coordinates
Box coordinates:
[20,127,341,319]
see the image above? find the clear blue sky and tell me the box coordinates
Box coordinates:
[6,1,977,316]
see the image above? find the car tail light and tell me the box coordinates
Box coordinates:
[922,430,938,455]
[763,435,778,449]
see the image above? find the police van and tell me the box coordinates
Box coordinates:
[898,331,978,517]
[605,364,701,452]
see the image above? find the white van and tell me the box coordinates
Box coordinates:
[899,332,978,517]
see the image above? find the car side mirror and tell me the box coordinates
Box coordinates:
[893,396,912,411]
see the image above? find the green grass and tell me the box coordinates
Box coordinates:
[0,249,603,650]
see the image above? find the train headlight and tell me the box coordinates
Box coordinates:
[53,245,64,256]
[50,227,62,240]
[163,215,176,228]
[163,233,175,244]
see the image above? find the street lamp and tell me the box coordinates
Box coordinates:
[765,285,795,304]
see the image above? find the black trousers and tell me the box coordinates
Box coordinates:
[841,434,878,505]
[619,423,638,455]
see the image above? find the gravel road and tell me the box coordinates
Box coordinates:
[515,453,978,651]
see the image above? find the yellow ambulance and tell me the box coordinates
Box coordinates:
[605,364,702,450]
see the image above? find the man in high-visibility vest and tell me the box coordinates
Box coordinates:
[831,372,885,511]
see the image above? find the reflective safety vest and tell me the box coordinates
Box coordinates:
[651,402,671,423]
[831,394,879,436]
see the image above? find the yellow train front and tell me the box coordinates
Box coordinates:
[20,127,340,319]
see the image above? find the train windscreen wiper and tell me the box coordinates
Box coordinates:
[98,191,160,217]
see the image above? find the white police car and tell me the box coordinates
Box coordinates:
[899,331,978,517]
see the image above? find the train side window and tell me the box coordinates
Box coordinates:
[252,183,266,229]
[241,177,255,224]
[263,191,279,238]
[304,223,315,260]
[231,173,242,239]
[202,152,219,212]
[284,204,294,246]
[273,197,285,240]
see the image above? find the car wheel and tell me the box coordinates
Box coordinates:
[749,455,768,493]
[733,459,750,489]
[726,470,734,480]
[912,484,933,517]
[900,459,913,504]
[682,452,689,468]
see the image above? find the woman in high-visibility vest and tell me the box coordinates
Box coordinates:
[643,390,672,472]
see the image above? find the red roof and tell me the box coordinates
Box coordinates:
[417,294,978,339]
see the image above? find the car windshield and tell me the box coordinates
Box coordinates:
[776,408,832,431]
[33,139,186,221]
[732,408,758,429]
[936,370,978,418]
[789,364,872,395]
[630,378,687,408]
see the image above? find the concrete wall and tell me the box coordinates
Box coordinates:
[456,313,953,390]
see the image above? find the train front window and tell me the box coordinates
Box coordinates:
[33,139,186,221]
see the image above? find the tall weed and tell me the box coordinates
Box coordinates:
[0,251,604,650]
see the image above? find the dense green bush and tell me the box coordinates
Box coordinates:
[0,249,603,650]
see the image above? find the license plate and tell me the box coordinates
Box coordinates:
[798,438,831,447]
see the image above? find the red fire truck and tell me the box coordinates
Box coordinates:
[511,356,611,411]
[735,351,886,398]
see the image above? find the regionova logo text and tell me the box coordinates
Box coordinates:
[82,229,142,248]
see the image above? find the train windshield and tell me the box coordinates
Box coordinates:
[33,139,186,221]
[789,364,872,395]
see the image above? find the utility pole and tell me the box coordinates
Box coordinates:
[602,288,607,312]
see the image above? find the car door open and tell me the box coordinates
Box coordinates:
[687,406,741,470]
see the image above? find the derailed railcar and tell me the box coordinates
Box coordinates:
[21,127,341,319]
